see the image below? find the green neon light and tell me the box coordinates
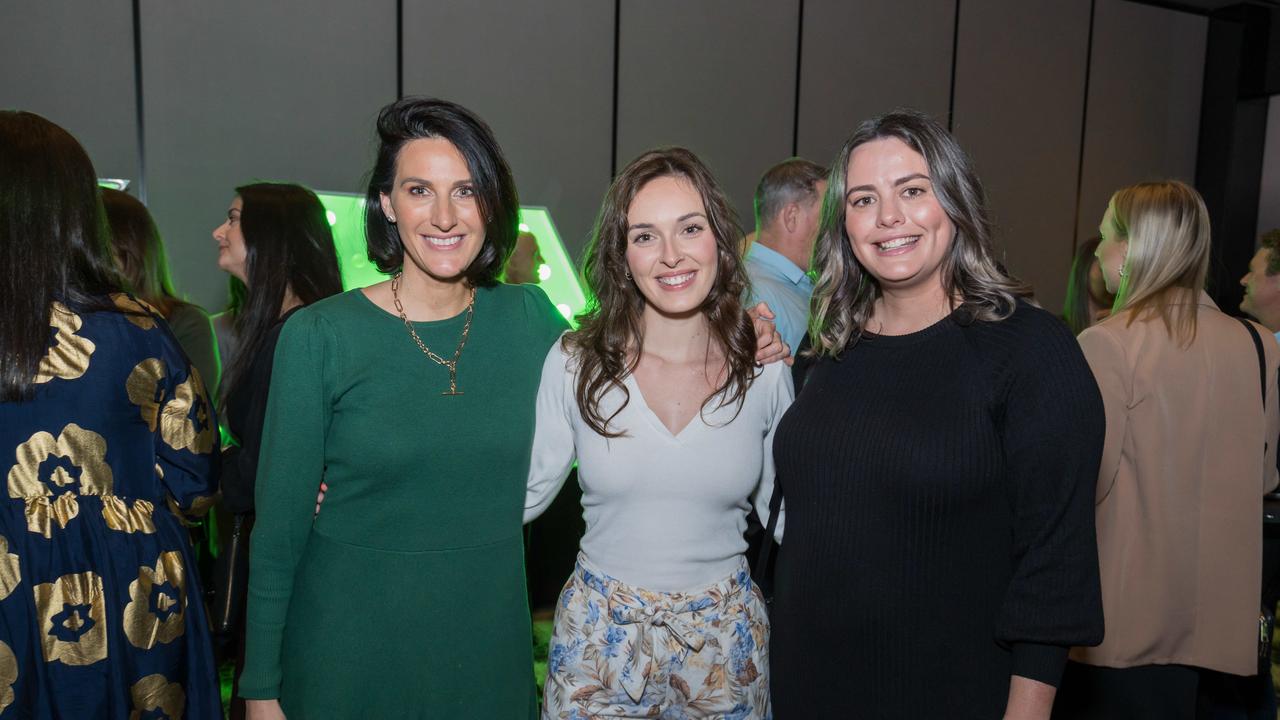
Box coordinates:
[314,193,587,327]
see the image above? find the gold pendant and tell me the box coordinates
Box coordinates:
[442,389,464,396]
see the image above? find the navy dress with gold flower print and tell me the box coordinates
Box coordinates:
[0,296,221,719]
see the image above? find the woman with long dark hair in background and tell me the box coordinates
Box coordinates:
[1062,236,1115,335]
[769,110,1106,719]
[209,182,342,717]
[525,147,790,717]
[103,188,222,393]
[0,111,221,718]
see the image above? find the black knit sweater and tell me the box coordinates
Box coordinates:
[769,301,1105,719]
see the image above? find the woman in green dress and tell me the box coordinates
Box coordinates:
[239,98,568,719]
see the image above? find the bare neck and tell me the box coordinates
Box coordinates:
[637,306,714,364]
[756,228,810,272]
[872,279,954,336]
[279,286,303,318]
[400,270,471,320]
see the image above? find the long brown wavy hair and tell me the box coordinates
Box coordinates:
[567,147,758,437]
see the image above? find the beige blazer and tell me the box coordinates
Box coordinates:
[1071,291,1280,675]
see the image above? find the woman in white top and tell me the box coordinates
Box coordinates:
[525,147,792,719]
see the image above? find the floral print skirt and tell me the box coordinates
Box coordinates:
[542,553,771,720]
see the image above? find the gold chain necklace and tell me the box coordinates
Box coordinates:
[391,272,474,396]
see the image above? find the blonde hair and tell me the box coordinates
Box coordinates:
[808,109,1030,357]
[1108,180,1210,346]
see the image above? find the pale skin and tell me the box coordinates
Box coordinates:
[844,137,1057,720]
[250,144,785,720]
[212,196,302,316]
[625,175,727,434]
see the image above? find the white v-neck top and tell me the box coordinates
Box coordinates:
[524,337,792,592]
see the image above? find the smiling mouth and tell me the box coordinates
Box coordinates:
[424,235,463,249]
[656,271,696,288]
[875,235,919,251]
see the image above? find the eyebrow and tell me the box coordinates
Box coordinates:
[845,173,932,197]
[399,177,474,188]
[627,212,707,232]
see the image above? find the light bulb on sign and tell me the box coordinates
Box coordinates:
[326,211,338,226]
[537,264,551,281]
[556,304,572,320]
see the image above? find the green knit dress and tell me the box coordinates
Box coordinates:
[238,284,568,719]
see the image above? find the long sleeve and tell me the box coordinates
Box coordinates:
[751,363,794,543]
[996,314,1106,686]
[153,324,220,519]
[240,311,335,699]
[524,339,575,524]
[167,302,222,400]
[1077,326,1130,503]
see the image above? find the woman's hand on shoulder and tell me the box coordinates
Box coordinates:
[748,302,792,366]
[245,699,287,720]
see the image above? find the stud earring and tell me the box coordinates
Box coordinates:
[624,269,632,280]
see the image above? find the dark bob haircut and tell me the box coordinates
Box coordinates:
[364,97,518,287]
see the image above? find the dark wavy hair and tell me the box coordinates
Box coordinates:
[808,109,1031,357]
[1062,236,1105,335]
[220,182,343,404]
[102,188,189,318]
[1,111,123,402]
[567,147,758,438]
[364,97,517,287]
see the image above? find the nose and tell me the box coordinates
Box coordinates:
[431,196,457,232]
[659,236,683,267]
[212,221,225,243]
[876,195,904,228]
[1241,272,1250,287]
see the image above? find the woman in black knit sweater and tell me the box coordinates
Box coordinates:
[768,110,1106,719]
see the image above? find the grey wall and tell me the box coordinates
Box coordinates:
[1259,94,1280,239]
[2,0,1211,315]
[952,0,1091,310]
[1076,0,1207,250]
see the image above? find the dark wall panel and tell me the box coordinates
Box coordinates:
[952,0,1091,311]
[0,3,138,183]
[1076,0,1206,248]
[797,0,954,169]
[1258,95,1280,239]
[401,0,614,260]
[615,0,799,226]
[141,0,397,310]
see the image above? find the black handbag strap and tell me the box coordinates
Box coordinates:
[756,476,783,575]
[1240,317,1267,408]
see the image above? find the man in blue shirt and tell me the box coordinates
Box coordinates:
[745,158,827,350]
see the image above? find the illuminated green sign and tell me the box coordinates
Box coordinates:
[315,192,586,327]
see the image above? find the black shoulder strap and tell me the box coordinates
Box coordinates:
[756,476,783,578]
[1240,317,1267,408]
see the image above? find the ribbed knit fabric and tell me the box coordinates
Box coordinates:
[769,301,1106,719]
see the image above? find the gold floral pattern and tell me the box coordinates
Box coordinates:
[126,360,216,455]
[7,424,114,537]
[101,496,156,534]
[33,303,96,384]
[126,359,165,431]
[0,535,19,600]
[0,641,14,713]
[34,570,107,665]
[124,552,187,650]
[112,293,159,330]
[128,673,185,720]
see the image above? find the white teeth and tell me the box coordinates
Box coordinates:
[657,272,695,286]
[427,235,462,247]
[877,236,919,250]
